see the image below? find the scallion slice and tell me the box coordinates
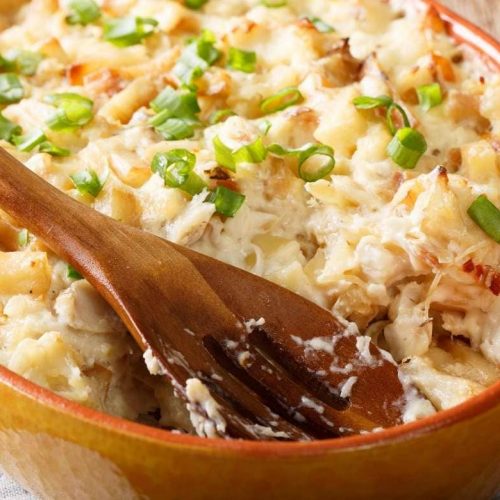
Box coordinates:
[467,195,500,243]
[17,229,30,248]
[0,114,21,143]
[0,73,24,104]
[185,0,208,9]
[268,143,335,182]
[208,109,236,125]
[213,136,267,172]
[66,0,101,25]
[12,129,46,152]
[3,50,43,76]
[152,149,206,195]
[262,0,287,7]
[155,118,196,140]
[259,119,272,135]
[260,87,303,115]
[39,141,71,157]
[227,48,257,73]
[208,186,245,217]
[70,169,104,197]
[353,95,393,109]
[67,264,83,280]
[104,17,158,47]
[386,127,427,169]
[174,30,221,85]
[303,16,335,33]
[417,82,443,111]
[45,92,94,131]
[150,87,200,116]
[386,102,411,135]
[149,87,201,140]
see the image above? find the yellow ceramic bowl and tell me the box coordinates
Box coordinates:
[0,2,499,499]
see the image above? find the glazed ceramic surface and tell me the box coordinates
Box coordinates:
[0,1,499,499]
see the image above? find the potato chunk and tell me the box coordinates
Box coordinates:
[0,251,51,296]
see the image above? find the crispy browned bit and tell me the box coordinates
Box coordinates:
[84,69,126,97]
[322,39,363,86]
[296,17,316,31]
[431,53,456,83]
[401,87,419,105]
[67,63,87,86]
[451,52,464,64]
[423,6,446,33]
[445,90,491,134]
[230,20,257,35]
[207,167,231,181]
[211,178,241,192]
[443,148,462,173]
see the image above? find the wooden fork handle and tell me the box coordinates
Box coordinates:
[0,147,119,272]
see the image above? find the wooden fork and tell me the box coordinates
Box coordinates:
[0,148,405,440]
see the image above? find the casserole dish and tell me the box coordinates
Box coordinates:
[0,0,498,498]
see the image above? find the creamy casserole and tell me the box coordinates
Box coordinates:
[0,0,498,437]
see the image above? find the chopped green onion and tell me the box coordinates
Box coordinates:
[150,86,200,116]
[208,186,245,217]
[173,30,221,85]
[17,229,29,248]
[386,127,427,169]
[66,0,101,25]
[0,55,16,72]
[70,169,104,197]
[2,50,43,76]
[12,129,46,152]
[227,48,257,73]
[208,109,236,125]
[0,114,21,143]
[213,136,267,172]
[104,17,158,47]
[417,82,443,112]
[467,195,500,243]
[149,87,202,140]
[303,16,335,33]
[0,73,24,104]
[386,102,410,135]
[39,141,71,157]
[259,119,272,135]
[185,0,208,9]
[268,143,335,182]
[260,87,303,115]
[151,149,206,195]
[353,95,393,109]
[353,95,411,135]
[262,0,287,7]
[67,264,83,280]
[155,118,196,140]
[45,92,94,131]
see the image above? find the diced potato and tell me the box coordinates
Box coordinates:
[460,140,499,185]
[0,251,51,296]
[55,280,117,334]
[109,187,142,226]
[431,338,500,387]
[0,219,19,251]
[98,76,159,125]
[109,151,151,188]
[7,331,89,402]
[401,355,485,410]
[315,87,367,157]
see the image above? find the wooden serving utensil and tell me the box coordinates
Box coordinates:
[0,147,405,440]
